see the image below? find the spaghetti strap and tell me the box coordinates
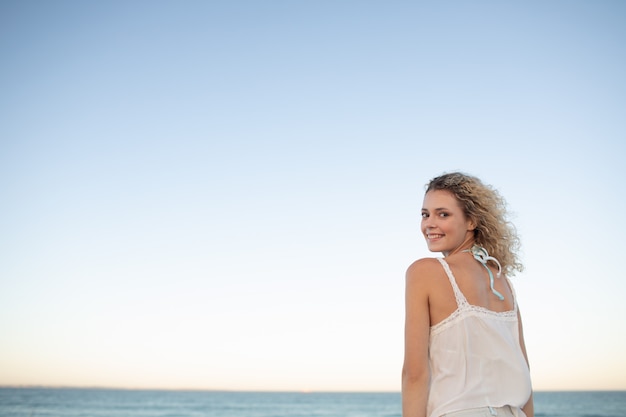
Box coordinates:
[436,258,469,308]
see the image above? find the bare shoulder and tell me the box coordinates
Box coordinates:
[406,257,445,283]
[405,258,446,306]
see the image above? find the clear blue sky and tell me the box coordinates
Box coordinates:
[1,1,625,391]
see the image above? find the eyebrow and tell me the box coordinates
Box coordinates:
[422,207,450,211]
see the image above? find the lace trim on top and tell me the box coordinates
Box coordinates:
[431,258,517,336]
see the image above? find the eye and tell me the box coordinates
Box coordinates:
[439,212,450,218]
[421,212,429,218]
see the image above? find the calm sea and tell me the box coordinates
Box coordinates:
[0,388,625,417]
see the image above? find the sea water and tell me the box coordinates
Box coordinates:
[0,388,625,417]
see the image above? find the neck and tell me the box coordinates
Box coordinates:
[443,236,476,257]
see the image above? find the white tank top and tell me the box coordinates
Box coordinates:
[427,258,532,417]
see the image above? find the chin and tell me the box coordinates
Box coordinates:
[426,244,444,253]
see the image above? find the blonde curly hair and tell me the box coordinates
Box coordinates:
[425,172,524,276]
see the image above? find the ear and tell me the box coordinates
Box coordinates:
[467,217,477,231]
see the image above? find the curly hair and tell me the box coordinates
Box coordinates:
[425,172,524,276]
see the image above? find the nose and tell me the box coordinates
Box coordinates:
[422,215,434,229]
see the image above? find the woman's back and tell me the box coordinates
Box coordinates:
[426,256,531,417]
[428,252,515,327]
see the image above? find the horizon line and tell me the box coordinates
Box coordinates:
[1,385,625,393]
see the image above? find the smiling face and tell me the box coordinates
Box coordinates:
[421,189,476,256]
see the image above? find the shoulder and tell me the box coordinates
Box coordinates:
[405,258,446,304]
[406,257,446,283]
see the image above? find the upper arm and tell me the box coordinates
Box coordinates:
[403,259,437,378]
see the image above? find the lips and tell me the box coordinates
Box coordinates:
[427,233,444,240]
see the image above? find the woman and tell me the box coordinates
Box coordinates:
[402,172,534,417]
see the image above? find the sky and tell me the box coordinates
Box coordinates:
[1,0,625,392]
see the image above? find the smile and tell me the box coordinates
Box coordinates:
[427,234,444,239]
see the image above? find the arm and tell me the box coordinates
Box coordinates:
[402,260,433,417]
[518,309,534,417]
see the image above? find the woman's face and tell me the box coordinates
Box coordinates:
[421,189,475,256]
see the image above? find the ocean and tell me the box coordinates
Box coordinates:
[0,388,624,417]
